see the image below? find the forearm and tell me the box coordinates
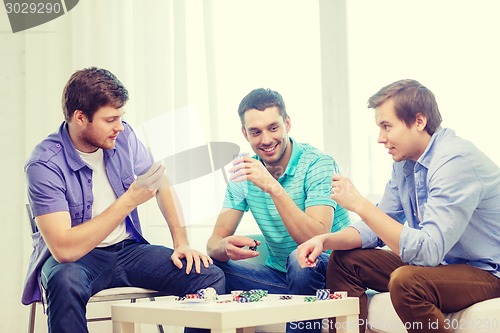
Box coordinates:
[269,185,330,244]
[44,195,136,262]
[353,198,402,253]
[322,226,363,250]
[156,182,189,248]
[206,235,230,261]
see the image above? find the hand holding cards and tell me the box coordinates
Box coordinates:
[137,162,165,190]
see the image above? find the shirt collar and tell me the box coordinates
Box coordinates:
[283,137,303,177]
[402,126,445,175]
[416,126,445,168]
[254,137,303,178]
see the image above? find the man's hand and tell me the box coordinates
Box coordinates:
[123,162,166,207]
[331,174,365,212]
[296,235,325,268]
[137,162,165,190]
[228,156,278,193]
[222,235,261,261]
[171,244,214,274]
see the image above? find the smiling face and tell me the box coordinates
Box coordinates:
[70,105,125,153]
[375,99,430,162]
[241,106,292,168]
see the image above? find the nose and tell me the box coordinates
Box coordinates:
[261,131,273,145]
[114,121,124,133]
[377,129,386,144]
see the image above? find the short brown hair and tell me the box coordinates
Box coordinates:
[368,79,442,135]
[62,67,129,122]
[237,88,287,126]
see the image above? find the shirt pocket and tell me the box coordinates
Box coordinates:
[122,174,135,190]
[68,203,84,226]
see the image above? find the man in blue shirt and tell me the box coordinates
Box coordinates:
[207,88,350,333]
[22,67,224,333]
[297,79,500,333]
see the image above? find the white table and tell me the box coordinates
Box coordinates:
[111,294,359,333]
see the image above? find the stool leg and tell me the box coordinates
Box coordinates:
[28,303,37,333]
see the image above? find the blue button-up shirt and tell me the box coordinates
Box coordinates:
[22,122,153,304]
[352,127,500,278]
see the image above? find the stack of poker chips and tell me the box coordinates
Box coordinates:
[248,239,258,251]
[304,289,348,302]
[279,295,293,300]
[330,291,348,300]
[316,289,331,300]
[232,289,268,302]
[196,287,218,302]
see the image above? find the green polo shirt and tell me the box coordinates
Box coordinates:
[223,138,350,272]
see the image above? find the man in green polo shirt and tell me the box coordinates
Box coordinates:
[207,88,350,333]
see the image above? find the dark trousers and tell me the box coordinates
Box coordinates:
[326,248,500,333]
[41,240,225,333]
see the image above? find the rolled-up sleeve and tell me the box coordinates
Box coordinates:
[26,161,69,216]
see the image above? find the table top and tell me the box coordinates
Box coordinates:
[111,294,359,330]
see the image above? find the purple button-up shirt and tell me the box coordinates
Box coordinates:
[22,121,152,304]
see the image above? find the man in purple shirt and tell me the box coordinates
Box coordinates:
[22,67,225,333]
[297,79,500,333]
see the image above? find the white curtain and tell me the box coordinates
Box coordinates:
[4,1,325,331]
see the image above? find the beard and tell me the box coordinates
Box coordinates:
[79,127,116,152]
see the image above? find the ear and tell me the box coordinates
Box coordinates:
[73,110,88,126]
[241,126,249,141]
[285,116,291,133]
[415,113,427,132]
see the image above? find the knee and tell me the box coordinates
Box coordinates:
[287,249,301,270]
[286,249,310,279]
[287,249,319,275]
[388,265,425,310]
[45,263,91,300]
[209,264,226,283]
[204,264,226,294]
[388,265,416,294]
[287,249,327,283]
[328,249,359,273]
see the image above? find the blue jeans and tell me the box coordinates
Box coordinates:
[213,249,330,333]
[41,239,225,333]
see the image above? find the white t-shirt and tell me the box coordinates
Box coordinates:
[78,148,131,247]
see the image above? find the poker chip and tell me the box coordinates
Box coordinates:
[279,295,293,300]
[316,289,331,300]
[231,289,268,302]
[330,291,348,300]
[249,239,258,251]
[304,296,317,302]
[203,287,218,301]
[237,296,251,303]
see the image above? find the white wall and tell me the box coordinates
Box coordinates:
[345,0,500,196]
[0,11,30,333]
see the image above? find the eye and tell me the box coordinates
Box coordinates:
[270,125,279,131]
[250,130,260,137]
[107,117,121,123]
